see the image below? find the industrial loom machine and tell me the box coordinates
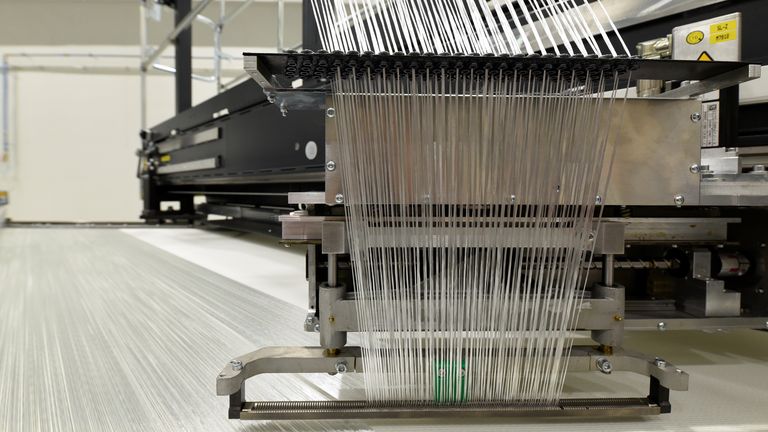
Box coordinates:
[138,0,768,420]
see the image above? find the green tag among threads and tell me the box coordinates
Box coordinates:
[433,360,467,403]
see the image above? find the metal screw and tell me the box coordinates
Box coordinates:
[510,194,517,204]
[690,164,700,174]
[596,358,613,374]
[326,107,336,118]
[654,357,667,368]
[674,195,685,207]
[595,195,603,205]
[335,360,348,374]
[326,161,337,171]
[314,323,320,332]
[334,193,344,204]
[657,321,667,331]
[230,360,243,371]
[691,112,702,122]
[267,94,276,104]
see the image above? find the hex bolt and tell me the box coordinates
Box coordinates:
[595,195,603,205]
[654,357,667,368]
[326,160,337,171]
[674,195,685,207]
[230,360,243,371]
[690,164,700,174]
[691,112,702,122]
[326,107,336,118]
[314,323,320,332]
[334,193,344,204]
[596,358,613,374]
[335,360,348,374]
[657,321,667,331]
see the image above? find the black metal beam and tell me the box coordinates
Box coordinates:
[175,0,193,113]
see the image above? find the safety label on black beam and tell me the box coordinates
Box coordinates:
[697,51,714,62]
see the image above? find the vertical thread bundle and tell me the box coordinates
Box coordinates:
[318,1,628,404]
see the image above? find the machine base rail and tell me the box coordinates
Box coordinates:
[236,398,662,420]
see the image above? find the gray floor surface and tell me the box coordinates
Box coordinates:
[1,227,767,431]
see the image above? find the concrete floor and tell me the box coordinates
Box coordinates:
[2,227,768,431]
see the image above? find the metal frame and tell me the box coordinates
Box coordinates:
[138,0,295,129]
[217,345,689,420]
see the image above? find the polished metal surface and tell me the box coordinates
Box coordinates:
[672,13,741,62]
[604,99,702,206]
[239,399,661,420]
[604,218,739,243]
[217,345,689,402]
[156,156,219,174]
[157,126,220,153]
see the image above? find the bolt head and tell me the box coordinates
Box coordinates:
[674,195,685,207]
[335,361,348,374]
[510,194,517,204]
[230,360,243,371]
[267,94,276,104]
[596,358,613,374]
[691,112,702,122]
[654,357,667,368]
[657,321,667,331]
[690,164,700,174]
[334,193,344,204]
[326,107,336,118]
[595,195,603,205]
[326,160,337,171]
[314,323,320,332]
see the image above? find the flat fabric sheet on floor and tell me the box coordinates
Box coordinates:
[1,228,767,431]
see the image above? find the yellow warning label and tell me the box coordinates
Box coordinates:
[698,51,714,62]
[160,154,171,163]
[710,20,737,44]
[686,30,705,45]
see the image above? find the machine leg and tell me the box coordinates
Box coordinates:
[228,384,245,419]
[648,376,672,414]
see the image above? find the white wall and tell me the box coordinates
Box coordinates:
[0,46,235,222]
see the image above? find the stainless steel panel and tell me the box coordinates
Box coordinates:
[602,218,739,243]
[324,99,342,206]
[157,127,221,153]
[604,99,701,206]
[672,13,741,62]
[325,97,701,207]
[156,156,219,174]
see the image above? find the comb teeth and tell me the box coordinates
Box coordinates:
[281,50,638,81]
